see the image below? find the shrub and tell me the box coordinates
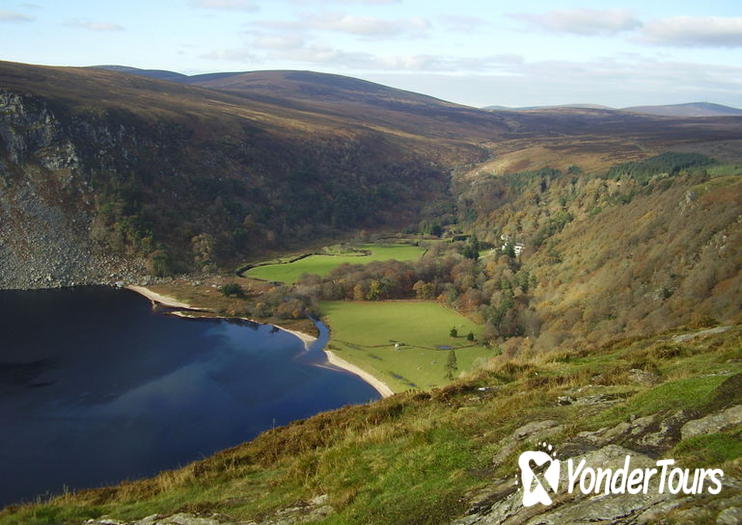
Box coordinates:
[219,283,245,298]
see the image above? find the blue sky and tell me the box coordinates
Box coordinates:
[1,0,741,107]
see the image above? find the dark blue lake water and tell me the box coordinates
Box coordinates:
[0,286,378,507]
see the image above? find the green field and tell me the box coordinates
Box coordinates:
[321,300,495,392]
[245,244,425,283]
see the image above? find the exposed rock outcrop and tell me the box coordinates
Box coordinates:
[0,89,147,288]
[452,404,741,524]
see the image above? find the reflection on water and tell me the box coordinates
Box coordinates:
[0,286,378,506]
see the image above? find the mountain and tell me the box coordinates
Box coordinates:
[2,60,742,289]
[0,61,483,288]
[92,65,190,83]
[187,69,513,142]
[90,66,509,140]
[624,102,742,117]
[484,103,614,111]
[485,101,742,118]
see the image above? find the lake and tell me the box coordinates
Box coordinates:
[0,286,379,507]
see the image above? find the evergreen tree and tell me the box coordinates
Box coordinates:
[445,350,458,380]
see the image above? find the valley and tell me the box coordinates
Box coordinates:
[0,59,740,524]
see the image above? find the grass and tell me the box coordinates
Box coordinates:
[589,374,729,429]
[0,325,739,525]
[321,300,494,392]
[706,164,742,177]
[245,244,425,284]
[672,433,742,468]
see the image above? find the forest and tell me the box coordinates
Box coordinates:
[228,153,741,357]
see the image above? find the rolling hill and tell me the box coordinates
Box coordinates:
[624,102,742,117]
[484,101,742,118]
[2,60,742,289]
[483,103,613,111]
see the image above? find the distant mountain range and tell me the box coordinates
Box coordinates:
[94,66,742,119]
[2,60,741,288]
[483,101,742,117]
[622,102,742,117]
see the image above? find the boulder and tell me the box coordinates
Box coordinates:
[681,405,742,440]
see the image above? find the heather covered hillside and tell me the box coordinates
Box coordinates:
[0,61,471,286]
[3,61,742,288]
[456,155,741,352]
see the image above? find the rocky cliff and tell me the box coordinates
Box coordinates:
[0,90,146,288]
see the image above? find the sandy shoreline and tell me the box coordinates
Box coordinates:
[125,285,199,309]
[127,285,393,398]
[325,350,394,398]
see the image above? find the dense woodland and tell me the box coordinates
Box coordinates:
[240,153,740,356]
[88,129,450,276]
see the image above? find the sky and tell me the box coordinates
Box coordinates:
[1,0,741,108]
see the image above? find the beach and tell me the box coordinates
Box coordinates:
[325,350,394,398]
[125,285,198,309]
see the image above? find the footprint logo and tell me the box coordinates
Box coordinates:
[518,442,560,507]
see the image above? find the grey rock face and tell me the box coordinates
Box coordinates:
[84,512,249,525]
[453,404,740,525]
[0,89,148,289]
[681,404,742,440]
[492,420,564,466]
[83,494,335,525]
[716,506,742,525]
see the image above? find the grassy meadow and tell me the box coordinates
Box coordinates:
[321,300,495,392]
[245,244,425,284]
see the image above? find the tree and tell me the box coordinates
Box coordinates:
[463,241,480,260]
[449,327,458,338]
[148,249,173,277]
[219,282,245,298]
[466,332,475,342]
[445,350,458,380]
[353,282,368,301]
[191,233,216,271]
[366,279,389,300]
[413,280,436,299]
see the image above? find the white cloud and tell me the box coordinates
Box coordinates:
[511,8,641,36]
[201,48,255,61]
[290,0,400,4]
[211,34,522,73]
[368,58,742,108]
[253,34,305,50]
[190,0,259,11]
[302,12,430,37]
[66,20,124,31]
[0,10,34,22]
[438,15,487,32]
[641,16,742,47]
